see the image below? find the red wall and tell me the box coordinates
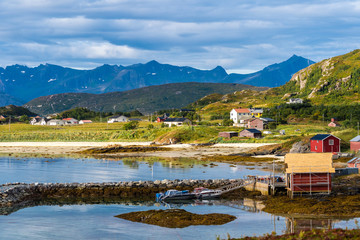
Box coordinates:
[311,136,340,153]
[290,173,331,192]
[239,131,261,138]
[248,119,264,130]
[350,142,360,152]
[310,140,323,152]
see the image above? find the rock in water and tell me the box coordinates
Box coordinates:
[115,209,236,228]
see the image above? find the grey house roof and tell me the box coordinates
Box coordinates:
[242,128,261,134]
[164,118,190,122]
[350,136,360,142]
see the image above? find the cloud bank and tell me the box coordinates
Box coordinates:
[0,0,359,72]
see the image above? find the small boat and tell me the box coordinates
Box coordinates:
[156,189,197,202]
[193,187,222,199]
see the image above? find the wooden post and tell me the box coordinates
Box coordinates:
[310,168,312,196]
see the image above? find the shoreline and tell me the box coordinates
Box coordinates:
[0,142,277,158]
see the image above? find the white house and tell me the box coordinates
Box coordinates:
[79,120,93,124]
[286,98,303,104]
[47,119,65,126]
[30,116,48,125]
[230,108,251,124]
[108,115,128,123]
[62,118,79,125]
[163,118,191,127]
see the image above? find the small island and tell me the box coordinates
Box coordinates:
[115,209,236,228]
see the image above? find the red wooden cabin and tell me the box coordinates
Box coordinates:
[310,134,341,153]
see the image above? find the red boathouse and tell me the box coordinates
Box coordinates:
[285,153,335,198]
[310,134,341,153]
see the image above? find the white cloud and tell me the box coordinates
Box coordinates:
[18,41,141,60]
[0,0,359,71]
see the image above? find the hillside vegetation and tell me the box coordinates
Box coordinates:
[192,49,360,119]
[274,49,360,104]
[24,82,267,115]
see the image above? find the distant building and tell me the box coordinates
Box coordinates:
[163,118,191,127]
[218,131,238,138]
[157,113,169,122]
[30,116,48,125]
[310,134,341,153]
[328,118,341,127]
[250,108,263,117]
[62,118,79,125]
[286,98,303,104]
[47,119,65,126]
[247,118,265,131]
[230,108,251,124]
[239,128,262,138]
[108,115,128,123]
[350,135,360,152]
[347,157,360,171]
[79,120,93,124]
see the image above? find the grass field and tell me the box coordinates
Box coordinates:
[0,121,357,148]
[0,122,168,142]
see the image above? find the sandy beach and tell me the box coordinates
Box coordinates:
[0,142,276,158]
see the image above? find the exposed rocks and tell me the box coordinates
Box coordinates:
[289,141,310,153]
[115,209,236,228]
[0,179,240,207]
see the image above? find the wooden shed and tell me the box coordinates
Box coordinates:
[285,153,335,198]
[239,129,262,138]
[218,131,238,138]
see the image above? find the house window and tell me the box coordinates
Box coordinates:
[329,139,334,145]
[315,146,317,150]
[317,140,319,143]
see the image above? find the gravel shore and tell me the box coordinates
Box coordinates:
[0,142,276,158]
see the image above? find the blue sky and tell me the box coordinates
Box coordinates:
[0,0,359,73]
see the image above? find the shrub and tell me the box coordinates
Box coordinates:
[123,121,139,130]
[222,118,233,126]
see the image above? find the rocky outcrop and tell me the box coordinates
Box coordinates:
[289,141,310,153]
[0,179,239,207]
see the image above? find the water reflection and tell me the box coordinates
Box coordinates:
[1,197,360,239]
[286,217,337,234]
[0,156,270,184]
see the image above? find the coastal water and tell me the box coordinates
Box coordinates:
[0,156,269,183]
[0,156,359,239]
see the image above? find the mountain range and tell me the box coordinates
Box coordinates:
[0,55,314,105]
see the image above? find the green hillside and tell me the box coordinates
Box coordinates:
[24,82,267,115]
[273,49,360,104]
